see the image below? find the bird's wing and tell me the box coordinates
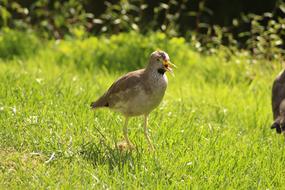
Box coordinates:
[106,69,144,96]
[91,69,145,108]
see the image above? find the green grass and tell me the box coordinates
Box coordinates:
[1,30,285,189]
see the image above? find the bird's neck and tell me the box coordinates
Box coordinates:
[145,63,165,75]
[144,67,167,84]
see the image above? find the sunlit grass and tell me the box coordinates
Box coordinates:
[0,31,285,189]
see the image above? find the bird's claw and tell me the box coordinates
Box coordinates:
[117,140,135,151]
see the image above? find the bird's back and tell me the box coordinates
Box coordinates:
[91,69,145,109]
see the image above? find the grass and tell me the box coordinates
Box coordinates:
[1,29,285,189]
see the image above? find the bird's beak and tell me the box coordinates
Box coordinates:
[163,60,176,76]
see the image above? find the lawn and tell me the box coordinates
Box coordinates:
[0,30,285,189]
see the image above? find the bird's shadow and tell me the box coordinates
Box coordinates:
[79,140,143,171]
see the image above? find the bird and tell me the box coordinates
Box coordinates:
[271,69,285,134]
[90,50,175,150]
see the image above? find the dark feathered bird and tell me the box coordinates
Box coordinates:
[271,69,285,134]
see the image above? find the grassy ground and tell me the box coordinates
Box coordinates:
[1,30,285,189]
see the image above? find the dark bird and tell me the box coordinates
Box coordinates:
[271,69,285,134]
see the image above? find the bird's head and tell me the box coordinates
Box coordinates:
[148,50,176,75]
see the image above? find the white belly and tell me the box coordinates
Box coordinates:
[127,89,165,116]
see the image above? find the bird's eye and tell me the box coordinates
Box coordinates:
[156,58,160,61]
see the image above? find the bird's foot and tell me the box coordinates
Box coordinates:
[117,140,135,151]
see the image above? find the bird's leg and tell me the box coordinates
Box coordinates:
[123,117,133,148]
[143,114,154,151]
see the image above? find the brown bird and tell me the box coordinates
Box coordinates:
[91,50,175,150]
[271,69,285,134]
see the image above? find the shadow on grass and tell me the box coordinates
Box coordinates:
[79,140,143,171]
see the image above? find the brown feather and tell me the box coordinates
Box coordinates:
[90,94,109,108]
[91,69,146,109]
